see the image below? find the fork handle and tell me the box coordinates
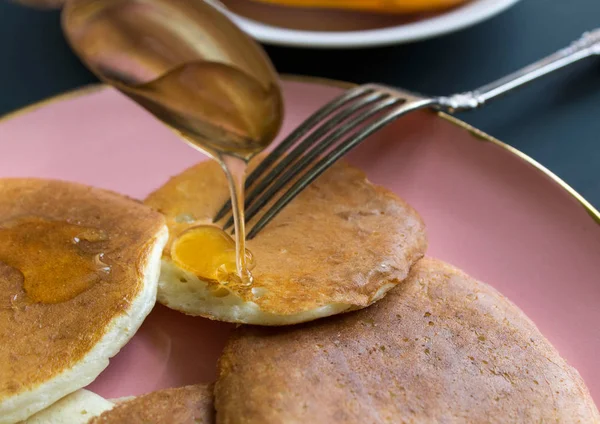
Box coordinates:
[438,28,600,111]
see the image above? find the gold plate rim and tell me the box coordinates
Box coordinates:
[1,74,598,225]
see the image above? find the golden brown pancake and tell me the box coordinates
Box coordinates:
[215,258,600,423]
[0,179,167,423]
[89,384,214,424]
[145,160,427,325]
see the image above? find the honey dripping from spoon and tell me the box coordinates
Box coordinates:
[62,0,284,286]
[118,61,281,286]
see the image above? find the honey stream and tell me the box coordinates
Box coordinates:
[117,61,281,285]
[62,0,284,286]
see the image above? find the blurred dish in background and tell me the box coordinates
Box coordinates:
[215,0,521,47]
[11,0,520,48]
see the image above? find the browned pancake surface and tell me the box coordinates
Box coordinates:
[90,384,214,424]
[145,160,426,316]
[0,179,165,400]
[215,258,600,423]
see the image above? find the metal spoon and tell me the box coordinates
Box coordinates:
[61,0,283,160]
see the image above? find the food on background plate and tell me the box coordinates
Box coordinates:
[215,258,600,423]
[249,0,470,13]
[20,390,113,424]
[89,384,214,424]
[145,160,427,325]
[0,179,167,423]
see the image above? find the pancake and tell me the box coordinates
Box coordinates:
[89,384,214,423]
[215,258,600,423]
[145,160,426,325]
[0,179,167,423]
[21,390,113,424]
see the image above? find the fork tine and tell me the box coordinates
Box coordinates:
[212,85,376,222]
[247,97,435,239]
[222,91,392,230]
[228,96,404,231]
[244,85,377,189]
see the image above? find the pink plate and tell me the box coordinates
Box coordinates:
[1,78,599,402]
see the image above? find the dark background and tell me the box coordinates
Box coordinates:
[1,0,598,206]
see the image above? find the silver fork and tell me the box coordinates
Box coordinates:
[215,29,600,239]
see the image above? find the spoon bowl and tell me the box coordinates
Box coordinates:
[62,0,283,158]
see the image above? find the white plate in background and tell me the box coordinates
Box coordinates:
[211,0,521,48]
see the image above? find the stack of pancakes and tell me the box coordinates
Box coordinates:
[2,161,598,423]
[0,180,167,423]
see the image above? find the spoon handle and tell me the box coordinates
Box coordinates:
[439,28,600,111]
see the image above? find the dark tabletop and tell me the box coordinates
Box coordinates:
[1,0,598,207]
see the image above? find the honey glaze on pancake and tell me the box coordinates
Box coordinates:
[0,216,111,304]
[0,179,165,399]
[170,225,255,287]
[145,160,427,316]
